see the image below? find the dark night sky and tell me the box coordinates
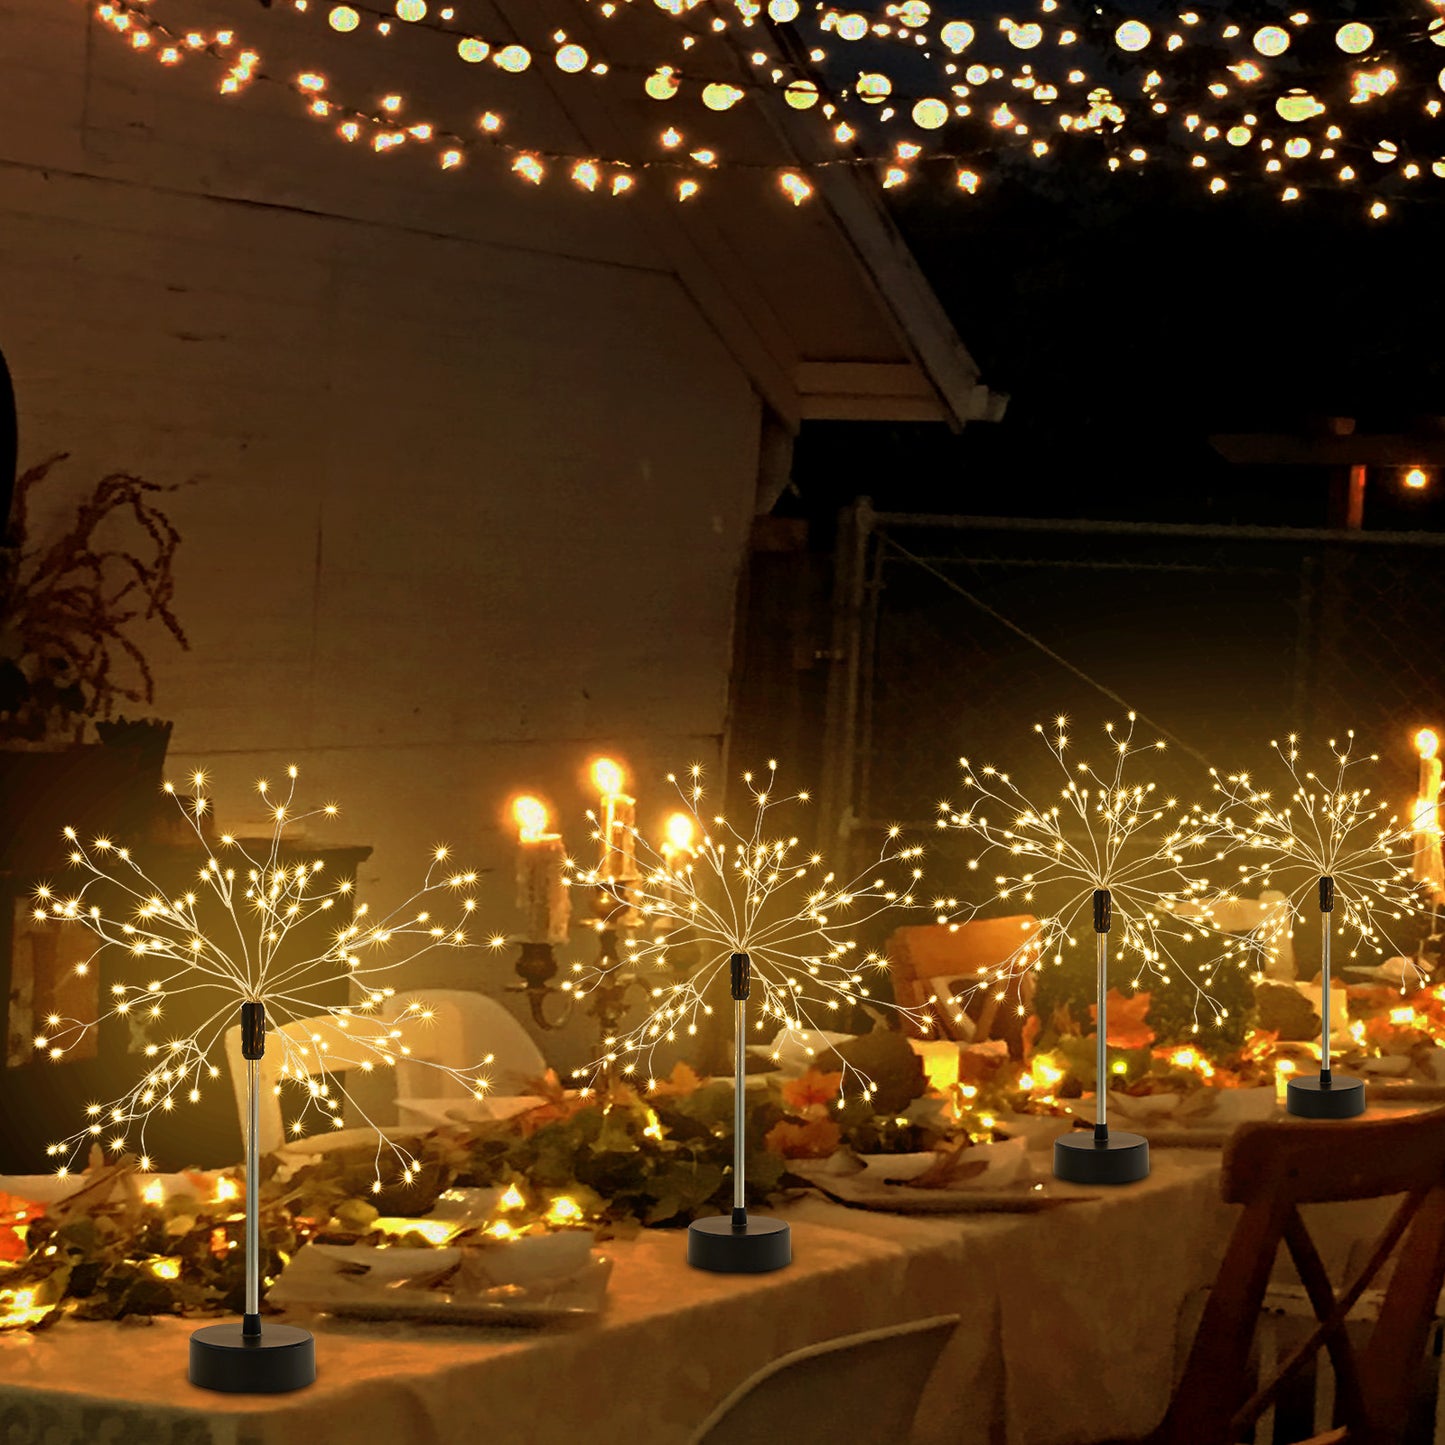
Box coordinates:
[790,143,1445,532]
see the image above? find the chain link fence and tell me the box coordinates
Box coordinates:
[818,506,1445,848]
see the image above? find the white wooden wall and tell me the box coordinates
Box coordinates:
[0,0,763,1072]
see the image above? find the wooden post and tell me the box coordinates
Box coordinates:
[1346,465,1368,530]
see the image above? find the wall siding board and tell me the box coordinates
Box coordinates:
[0,0,763,1098]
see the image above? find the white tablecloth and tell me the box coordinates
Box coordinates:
[0,1153,1239,1445]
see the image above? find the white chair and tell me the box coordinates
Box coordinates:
[383,990,546,1101]
[688,1315,958,1445]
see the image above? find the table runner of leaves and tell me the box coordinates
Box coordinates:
[0,1033,955,1330]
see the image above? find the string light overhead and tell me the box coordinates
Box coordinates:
[91,0,1445,215]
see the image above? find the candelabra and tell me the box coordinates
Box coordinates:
[581,878,650,1083]
[509,942,574,1030]
[508,879,673,1078]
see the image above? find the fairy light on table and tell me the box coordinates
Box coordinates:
[1213,733,1426,1119]
[30,768,494,1392]
[566,760,929,1270]
[939,715,1237,1185]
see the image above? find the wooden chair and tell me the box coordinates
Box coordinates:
[688,1314,958,1445]
[1124,1108,1445,1445]
[887,918,1040,1056]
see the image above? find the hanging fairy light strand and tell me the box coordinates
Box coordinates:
[91,0,1445,213]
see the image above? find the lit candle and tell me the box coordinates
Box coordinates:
[591,758,637,882]
[658,812,695,910]
[513,796,570,944]
[1414,729,1442,900]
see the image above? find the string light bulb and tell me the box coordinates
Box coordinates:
[88,0,1445,215]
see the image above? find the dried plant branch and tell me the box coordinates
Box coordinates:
[0,454,190,738]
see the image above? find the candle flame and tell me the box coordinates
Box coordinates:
[663,812,695,853]
[512,795,551,843]
[591,758,626,797]
[1417,728,1440,761]
[546,1194,584,1224]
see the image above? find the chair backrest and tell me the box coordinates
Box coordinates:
[1156,1107,1445,1445]
[887,919,1040,1051]
[688,1315,958,1445]
[384,990,546,1099]
[225,1012,367,1155]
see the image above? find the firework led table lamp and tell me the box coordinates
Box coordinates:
[565,761,928,1270]
[687,951,791,1273]
[1053,888,1150,1185]
[35,769,491,1392]
[942,718,1236,1188]
[1212,734,1423,1122]
[1285,876,1364,1119]
[189,1001,315,1392]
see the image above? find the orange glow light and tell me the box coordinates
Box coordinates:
[662,812,695,853]
[512,795,551,843]
[591,758,626,797]
[1418,729,1440,761]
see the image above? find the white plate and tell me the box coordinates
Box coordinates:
[271,1246,612,1325]
[793,1157,1081,1213]
[998,1112,1074,1151]
[856,1152,938,1183]
[1106,1092,1183,1121]
[323,1258,612,1326]
[396,1096,546,1128]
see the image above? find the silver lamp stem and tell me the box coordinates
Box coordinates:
[1319,875,1335,1080]
[1096,930,1108,1136]
[733,998,746,1212]
[239,1000,267,1338]
[729,952,750,1230]
[1093,888,1112,1143]
[245,1057,260,1327]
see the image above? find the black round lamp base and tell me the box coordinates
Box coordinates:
[1054,1129,1151,1185]
[1287,1074,1366,1119]
[189,1322,316,1393]
[687,1214,791,1274]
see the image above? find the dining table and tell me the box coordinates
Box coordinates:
[0,1148,1248,1445]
